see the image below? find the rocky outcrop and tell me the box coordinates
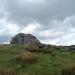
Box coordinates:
[63,45,75,51]
[58,45,75,51]
[10,33,42,47]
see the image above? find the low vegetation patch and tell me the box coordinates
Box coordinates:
[16,51,37,63]
[62,64,75,75]
[0,44,75,75]
[26,45,54,53]
[0,68,16,75]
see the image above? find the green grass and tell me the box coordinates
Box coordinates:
[0,44,75,75]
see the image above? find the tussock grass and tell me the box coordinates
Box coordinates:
[16,51,37,63]
[0,44,75,75]
[62,64,75,75]
[0,68,16,75]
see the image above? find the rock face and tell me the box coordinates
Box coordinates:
[58,45,75,51]
[62,45,75,51]
[10,33,42,46]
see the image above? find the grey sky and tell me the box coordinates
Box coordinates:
[0,0,75,45]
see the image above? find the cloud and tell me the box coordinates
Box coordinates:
[4,0,75,25]
[0,18,20,43]
[0,0,75,45]
[21,22,40,34]
[34,17,75,45]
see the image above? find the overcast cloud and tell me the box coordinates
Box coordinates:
[0,0,75,45]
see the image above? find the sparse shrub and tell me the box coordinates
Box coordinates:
[62,64,75,75]
[25,44,54,53]
[26,45,40,52]
[16,51,37,63]
[0,68,16,75]
[42,49,53,53]
[50,51,56,56]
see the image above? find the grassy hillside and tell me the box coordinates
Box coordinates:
[0,44,75,75]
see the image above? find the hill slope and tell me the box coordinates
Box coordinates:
[0,44,75,75]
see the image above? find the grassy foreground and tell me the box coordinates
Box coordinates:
[0,44,75,75]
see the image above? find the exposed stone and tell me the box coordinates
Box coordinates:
[63,45,75,51]
[58,45,75,51]
[10,33,42,47]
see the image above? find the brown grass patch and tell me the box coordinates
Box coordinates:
[16,51,37,63]
[62,64,75,75]
[0,68,16,75]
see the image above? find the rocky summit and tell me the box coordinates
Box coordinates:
[10,33,42,46]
